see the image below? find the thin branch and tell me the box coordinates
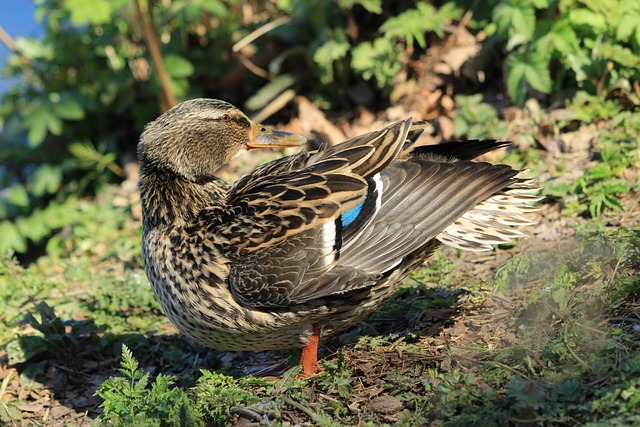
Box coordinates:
[232,16,290,53]
[133,0,176,112]
[236,54,270,79]
[0,26,17,52]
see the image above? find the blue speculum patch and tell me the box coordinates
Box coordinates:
[342,201,364,227]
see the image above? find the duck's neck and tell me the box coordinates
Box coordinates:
[138,163,227,228]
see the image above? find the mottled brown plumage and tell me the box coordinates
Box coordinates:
[138,98,540,376]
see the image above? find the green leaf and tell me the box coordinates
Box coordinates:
[63,0,113,25]
[337,0,382,14]
[30,165,63,197]
[352,38,402,89]
[493,0,536,50]
[523,55,551,94]
[381,3,461,48]
[46,114,63,136]
[23,104,52,147]
[167,76,190,99]
[506,55,528,106]
[185,0,228,17]
[0,221,26,253]
[52,99,85,121]
[14,37,47,59]
[314,39,350,68]
[164,55,194,79]
[550,20,578,55]
[7,185,29,207]
[313,34,350,84]
[568,9,607,33]
[587,162,612,179]
[506,52,551,105]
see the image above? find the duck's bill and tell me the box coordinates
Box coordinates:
[247,125,307,149]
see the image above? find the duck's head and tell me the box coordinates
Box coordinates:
[137,98,307,181]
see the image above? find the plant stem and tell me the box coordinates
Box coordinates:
[133,0,176,112]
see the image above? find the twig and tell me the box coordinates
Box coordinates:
[133,0,176,112]
[236,54,270,79]
[251,89,295,123]
[485,360,531,380]
[232,16,290,53]
[608,317,640,323]
[231,406,263,422]
[563,322,590,370]
[278,395,319,421]
[0,26,16,51]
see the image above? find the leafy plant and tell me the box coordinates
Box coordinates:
[192,370,269,426]
[452,94,508,140]
[5,302,105,367]
[488,0,640,107]
[544,111,639,217]
[96,345,202,427]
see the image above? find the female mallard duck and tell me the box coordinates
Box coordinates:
[138,98,539,377]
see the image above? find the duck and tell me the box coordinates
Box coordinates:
[137,98,539,377]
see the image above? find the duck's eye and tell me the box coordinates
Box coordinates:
[220,114,232,122]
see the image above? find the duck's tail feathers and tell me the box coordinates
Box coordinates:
[436,170,542,251]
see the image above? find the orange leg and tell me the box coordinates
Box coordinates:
[298,323,322,378]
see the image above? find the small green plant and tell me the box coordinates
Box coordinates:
[192,370,269,426]
[452,94,508,140]
[0,370,21,424]
[96,345,202,427]
[544,111,639,217]
[6,302,105,368]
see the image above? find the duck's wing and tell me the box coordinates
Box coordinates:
[201,120,413,308]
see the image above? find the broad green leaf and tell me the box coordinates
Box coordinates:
[7,185,29,207]
[522,53,551,94]
[338,0,382,14]
[352,38,402,89]
[506,51,551,105]
[167,76,190,99]
[530,0,550,7]
[550,20,578,55]
[164,55,195,79]
[616,13,637,41]
[493,0,536,48]
[313,39,350,68]
[30,165,63,197]
[52,99,85,121]
[381,3,461,47]
[596,43,639,68]
[568,9,607,32]
[14,37,46,59]
[27,120,48,147]
[506,54,528,105]
[64,0,113,25]
[46,114,63,136]
[313,35,350,83]
[544,181,572,197]
[0,221,26,254]
[184,0,228,17]
[23,103,52,147]
[587,163,612,179]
